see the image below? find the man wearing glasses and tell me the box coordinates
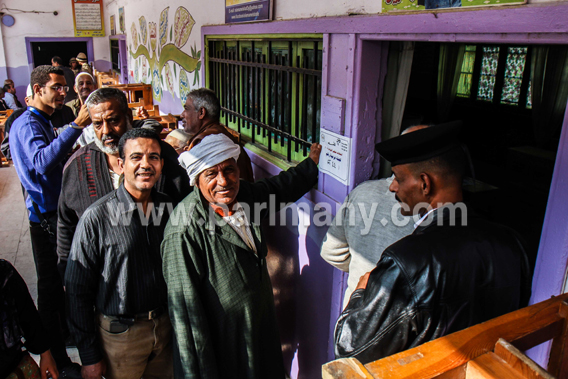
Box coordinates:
[10,65,90,379]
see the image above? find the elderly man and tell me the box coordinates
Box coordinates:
[10,65,91,378]
[52,56,78,102]
[57,87,190,276]
[162,134,321,378]
[66,72,95,117]
[164,129,191,155]
[181,88,254,181]
[66,128,174,379]
[334,122,532,363]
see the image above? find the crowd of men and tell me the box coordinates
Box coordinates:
[0,56,531,379]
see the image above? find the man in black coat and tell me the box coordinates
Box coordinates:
[334,122,531,364]
[57,88,191,277]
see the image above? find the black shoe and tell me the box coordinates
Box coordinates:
[60,363,82,379]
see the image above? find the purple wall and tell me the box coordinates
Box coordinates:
[204,3,568,375]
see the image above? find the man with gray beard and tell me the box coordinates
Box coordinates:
[57,88,191,276]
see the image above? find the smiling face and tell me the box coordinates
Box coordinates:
[196,158,240,209]
[389,164,427,216]
[35,73,67,113]
[90,99,132,155]
[118,137,163,196]
[75,75,95,103]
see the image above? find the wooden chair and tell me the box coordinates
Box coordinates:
[323,293,568,379]
[109,83,153,106]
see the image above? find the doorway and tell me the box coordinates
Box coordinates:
[26,37,94,69]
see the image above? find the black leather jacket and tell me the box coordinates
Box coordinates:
[334,206,532,364]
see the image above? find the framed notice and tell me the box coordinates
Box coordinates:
[319,129,352,185]
[383,0,526,12]
[72,0,105,37]
[110,15,116,35]
[118,7,125,33]
[226,0,272,24]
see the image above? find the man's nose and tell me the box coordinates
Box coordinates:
[217,172,228,186]
[389,180,397,193]
[100,122,111,136]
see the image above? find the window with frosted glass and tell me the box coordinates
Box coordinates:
[526,80,532,109]
[456,45,477,98]
[501,47,528,105]
[477,47,500,101]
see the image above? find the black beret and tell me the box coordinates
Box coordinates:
[375,121,462,166]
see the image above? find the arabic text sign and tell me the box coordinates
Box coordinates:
[73,0,105,37]
[320,129,351,185]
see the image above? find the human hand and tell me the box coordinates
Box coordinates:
[74,104,91,128]
[39,350,59,379]
[81,361,106,379]
[356,272,371,290]
[136,106,149,119]
[308,143,322,165]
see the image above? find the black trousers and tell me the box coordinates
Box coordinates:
[29,213,71,370]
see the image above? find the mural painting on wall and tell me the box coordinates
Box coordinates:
[129,6,200,106]
[383,0,525,11]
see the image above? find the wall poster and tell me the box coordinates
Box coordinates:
[225,0,272,23]
[383,0,526,12]
[119,7,125,33]
[72,0,105,37]
[110,15,116,35]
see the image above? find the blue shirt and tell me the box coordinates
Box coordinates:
[10,107,82,222]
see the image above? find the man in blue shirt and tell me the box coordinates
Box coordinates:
[10,65,90,378]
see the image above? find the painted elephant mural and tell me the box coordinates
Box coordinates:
[129,6,201,107]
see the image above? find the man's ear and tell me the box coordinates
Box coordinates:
[419,172,433,196]
[33,83,42,97]
[117,157,124,172]
[198,107,206,120]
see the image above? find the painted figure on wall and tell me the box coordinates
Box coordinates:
[129,6,201,108]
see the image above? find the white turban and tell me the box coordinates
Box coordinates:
[178,133,241,186]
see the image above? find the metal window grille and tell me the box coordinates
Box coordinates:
[208,39,322,162]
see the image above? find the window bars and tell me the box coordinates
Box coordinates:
[208,39,322,162]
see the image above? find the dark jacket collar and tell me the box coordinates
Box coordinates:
[413,203,469,235]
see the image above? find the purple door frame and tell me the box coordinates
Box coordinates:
[25,37,94,72]
[110,34,128,84]
[204,2,568,370]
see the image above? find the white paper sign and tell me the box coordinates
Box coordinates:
[320,129,351,185]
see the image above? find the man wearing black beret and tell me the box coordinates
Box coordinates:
[333,122,532,363]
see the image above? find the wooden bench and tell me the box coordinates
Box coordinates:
[323,293,568,378]
[109,83,153,106]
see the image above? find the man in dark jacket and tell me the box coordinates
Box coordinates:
[334,122,531,364]
[57,88,191,276]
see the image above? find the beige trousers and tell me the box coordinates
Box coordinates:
[97,312,173,379]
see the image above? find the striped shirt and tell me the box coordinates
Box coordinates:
[64,185,172,366]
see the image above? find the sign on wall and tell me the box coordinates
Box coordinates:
[225,0,272,24]
[119,7,125,33]
[319,129,352,185]
[110,15,116,35]
[72,0,105,37]
[383,0,526,12]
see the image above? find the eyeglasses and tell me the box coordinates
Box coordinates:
[42,85,69,93]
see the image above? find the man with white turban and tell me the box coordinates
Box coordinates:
[162,134,322,379]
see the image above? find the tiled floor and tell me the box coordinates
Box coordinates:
[0,162,81,365]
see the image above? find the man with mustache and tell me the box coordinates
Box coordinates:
[333,122,531,363]
[10,65,90,379]
[66,128,174,379]
[66,72,95,117]
[163,134,321,378]
[57,88,191,277]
